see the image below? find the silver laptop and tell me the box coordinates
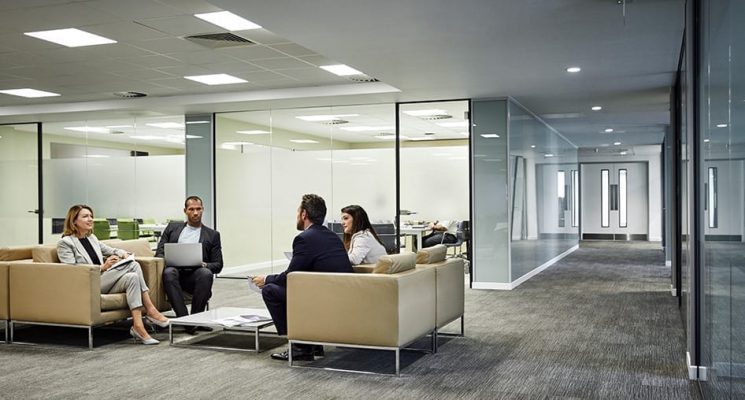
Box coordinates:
[164,243,203,268]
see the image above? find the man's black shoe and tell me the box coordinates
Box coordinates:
[313,345,325,358]
[184,326,197,335]
[196,326,213,332]
[271,347,315,361]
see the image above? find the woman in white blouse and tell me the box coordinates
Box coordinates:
[341,205,388,265]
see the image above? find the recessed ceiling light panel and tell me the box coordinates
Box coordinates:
[319,64,363,76]
[0,88,60,98]
[194,11,262,31]
[184,73,247,85]
[290,139,319,144]
[604,128,614,133]
[24,28,116,47]
[591,106,602,111]
[566,66,581,73]
[237,130,269,135]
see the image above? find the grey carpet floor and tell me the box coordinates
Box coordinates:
[0,242,702,400]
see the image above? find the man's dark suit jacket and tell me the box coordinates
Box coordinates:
[265,223,352,287]
[155,222,224,274]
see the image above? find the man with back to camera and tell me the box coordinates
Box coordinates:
[156,195,223,334]
[251,193,353,361]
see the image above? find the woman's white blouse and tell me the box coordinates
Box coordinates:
[348,229,387,265]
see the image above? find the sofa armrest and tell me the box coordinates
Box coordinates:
[9,262,100,326]
[134,256,161,292]
[287,268,436,347]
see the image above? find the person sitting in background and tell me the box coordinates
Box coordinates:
[57,204,169,345]
[341,204,387,265]
[422,219,459,248]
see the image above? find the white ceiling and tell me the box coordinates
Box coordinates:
[0,0,685,149]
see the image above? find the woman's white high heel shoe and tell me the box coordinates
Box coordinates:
[145,315,170,328]
[130,327,160,345]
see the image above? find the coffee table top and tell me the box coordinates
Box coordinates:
[170,307,273,328]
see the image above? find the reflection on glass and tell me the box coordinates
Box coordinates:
[601,169,609,227]
[619,169,627,227]
[707,167,717,228]
[557,170,565,227]
[571,170,579,227]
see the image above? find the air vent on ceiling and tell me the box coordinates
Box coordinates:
[346,74,379,83]
[184,33,255,48]
[320,119,349,125]
[113,91,147,98]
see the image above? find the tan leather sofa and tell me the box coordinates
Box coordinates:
[287,252,437,376]
[4,239,165,348]
[414,244,466,344]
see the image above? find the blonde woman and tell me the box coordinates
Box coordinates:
[57,204,169,345]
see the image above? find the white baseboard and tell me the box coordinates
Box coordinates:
[472,244,579,291]
[217,259,288,277]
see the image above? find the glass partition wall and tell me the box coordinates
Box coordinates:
[39,116,186,244]
[0,123,40,246]
[215,104,396,277]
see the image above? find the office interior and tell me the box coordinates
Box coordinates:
[0,0,742,398]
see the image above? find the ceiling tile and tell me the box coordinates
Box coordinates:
[269,43,318,57]
[108,68,174,81]
[84,0,184,20]
[167,50,238,65]
[85,21,171,42]
[250,57,313,70]
[153,0,220,14]
[220,45,287,61]
[153,65,213,77]
[115,54,183,69]
[134,15,222,36]
[131,37,205,54]
[236,29,292,45]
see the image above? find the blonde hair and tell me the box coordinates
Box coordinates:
[63,204,94,237]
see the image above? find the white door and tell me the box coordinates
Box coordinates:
[581,162,648,240]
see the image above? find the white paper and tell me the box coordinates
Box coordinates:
[111,254,135,270]
[213,314,272,327]
[247,277,262,294]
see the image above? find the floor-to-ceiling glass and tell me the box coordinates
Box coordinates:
[398,100,470,254]
[0,123,39,246]
[215,104,396,277]
[40,116,186,244]
[700,0,745,397]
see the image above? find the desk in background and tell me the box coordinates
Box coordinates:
[400,225,429,252]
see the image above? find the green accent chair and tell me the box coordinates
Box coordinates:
[92,219,111,240]
[117,219,140,241]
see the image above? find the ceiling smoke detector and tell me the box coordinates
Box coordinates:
[113,91,147,98]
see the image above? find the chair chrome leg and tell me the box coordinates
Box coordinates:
[395,348,400,377]
[3,320,7,344]
[432,329,438,353]
[88,327,93,349]
[9,321,14,343]
[288,341,294,367]
[460,315,465,336]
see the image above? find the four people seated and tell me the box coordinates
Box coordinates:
[155,196,223,334]
[340,204,387,265]
[57,198,458,351]
[57,204,170,345]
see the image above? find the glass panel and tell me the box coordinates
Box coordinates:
[41,116,186,244]
[215,104,396,277]
[0,123,39,246]
[571,170,579,227]
[399,100,470,253]
[700,0,745,397]
[472,99,509,284]
[601,169,609,228]
[508,99,578,282]
[619,169,627,227]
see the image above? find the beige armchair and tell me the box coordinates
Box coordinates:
[415,244,466,346]
[6,239,164,348]
[287,252,436,376]
[0,246,34,344]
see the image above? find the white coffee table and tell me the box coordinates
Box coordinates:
[168,307,277,352]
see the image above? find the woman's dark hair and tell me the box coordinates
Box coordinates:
[341,205,384,250]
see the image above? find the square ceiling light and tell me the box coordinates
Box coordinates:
[24,28,116,47]
[0,88,60,98]
[320,64,362,76]
[184,73,247,85]
[194,11,262,31]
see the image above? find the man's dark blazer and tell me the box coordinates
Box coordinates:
[265,223,352,287]
[155,222,224,274]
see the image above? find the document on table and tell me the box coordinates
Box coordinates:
[213,314,272,327]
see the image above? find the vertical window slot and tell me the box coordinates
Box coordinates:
[601,169,609,228]
[619,169,627,228]
[571,170,579,227]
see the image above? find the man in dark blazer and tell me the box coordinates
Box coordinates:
[251,194,352,361]
[155,196,223,332]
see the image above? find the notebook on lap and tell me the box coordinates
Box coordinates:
[164,243,203,268]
